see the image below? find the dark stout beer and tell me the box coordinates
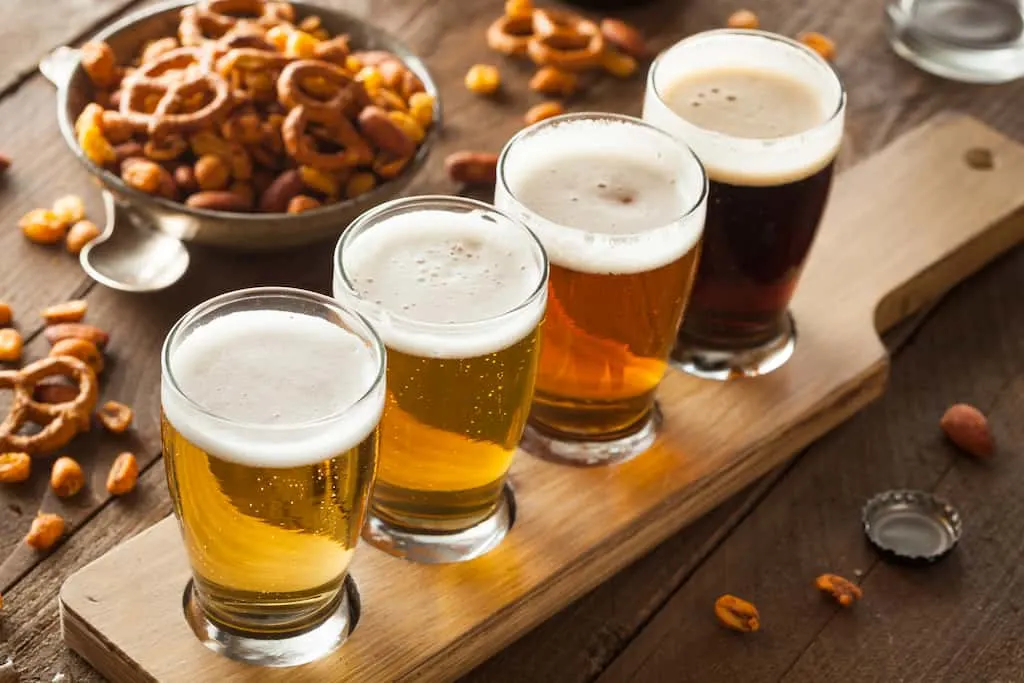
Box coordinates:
[644,30,845,378]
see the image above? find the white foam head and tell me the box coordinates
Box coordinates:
[644,29,845,187]
[495,114,707,276]
[162,307,384,468]
[334,199,547,359]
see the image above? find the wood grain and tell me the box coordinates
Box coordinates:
[57,115,1024,682]
[596,242,1024,683]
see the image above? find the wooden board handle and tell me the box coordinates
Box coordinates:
[795,113,1024,336]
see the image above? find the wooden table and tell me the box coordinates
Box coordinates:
[1,0,1022,680]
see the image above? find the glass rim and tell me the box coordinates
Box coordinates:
[495,111,709,233]
[648,28,847,146]
[160,286,387,431]
[333,194,549,335]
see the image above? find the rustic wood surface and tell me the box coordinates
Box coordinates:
[0,0,1021,680]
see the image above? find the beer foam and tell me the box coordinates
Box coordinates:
[162,310,384,468]
[495,117,706,276]
[335,208,546,359]
[644,29,845,186]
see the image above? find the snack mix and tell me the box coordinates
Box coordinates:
[75,0,435,214]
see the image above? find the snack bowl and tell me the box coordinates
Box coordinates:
[44,0,441,252]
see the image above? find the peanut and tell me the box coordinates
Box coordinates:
[940,403,994,458]
[345,172,377,199]
[19,208,66,245]
[50,338,104,376]
[50,457,85,498]
[52,195,86,227]
[66,220,102,255]
[44,323,109,349]
[41,300,88,325]
[121,158,170,195]
[195,154,231,191]
[101,111,135,145]
[602,50,638,79]
[25,513,65,551]
[815,573,863,607]
[799,32,836,61]
[0,453,31,483]
[97,401,133,434]
[0,302,11,326]
[287,195,321,214]
[387,111,426,144]
[81,41,119,88]
[355,66,384,94]
[529,66,578,96]
[408,92,436,128]
[0,329,23,362]
[505,0,533,19]
[714,594,760,632]
[107,452,139,495]
[445,151,498,186]
[524,101,565,125]
[174,165,199,194]
[465,64,501,95]
[726,9,760,29]
[299,165,341,198]
[599,18,647,59]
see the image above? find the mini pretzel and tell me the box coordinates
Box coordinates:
[0,356,98,456]
[121,73,232,137]
[527,9,605,70]
[129,47,216,86]
[198,0,267,34]
[282,105,373,171]
[277,60,367,123]
[486,14,535,57]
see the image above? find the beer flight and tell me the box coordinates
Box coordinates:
[159,29,845,666]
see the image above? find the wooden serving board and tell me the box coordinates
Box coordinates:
[59,114,1024,682]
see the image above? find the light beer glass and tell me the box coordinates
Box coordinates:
[333,195,547,563]
[161,287,385,667]
[644,29,847,380]
[495,113,708,466]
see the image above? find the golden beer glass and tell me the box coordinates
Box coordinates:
[161,287,385,666]
[495,113,708,466]
[333,195,548,563]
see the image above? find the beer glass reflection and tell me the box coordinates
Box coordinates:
[644,29,846,380]
[495,113,707,466]
[333,196,548,564]
[160,287,385,667]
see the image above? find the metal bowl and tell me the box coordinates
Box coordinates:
[46,0,441,251]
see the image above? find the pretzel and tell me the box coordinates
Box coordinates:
[0,356,98,456]
[527,9,605,70]
[486,14,535,57]
[282,105,373,171]
[121,73,232,137]
[276,60,368,123]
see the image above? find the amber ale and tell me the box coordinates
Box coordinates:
[495,113,707,465]
[644,29,846,379]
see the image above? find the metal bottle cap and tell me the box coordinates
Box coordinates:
[862,489,962,564]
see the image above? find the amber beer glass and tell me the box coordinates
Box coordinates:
[495,113,708,465]
[160,287,385,667]
[333,196,548,563]
[644,29,847,380]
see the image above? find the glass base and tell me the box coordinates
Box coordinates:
[521,406,661,467]
[182,577,358,668]
[886,0,1024,84]
[672,313,796,381]
[363,485,514,564]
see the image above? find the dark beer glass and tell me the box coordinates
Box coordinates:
[643,30,846,380]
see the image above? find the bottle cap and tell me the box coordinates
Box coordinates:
[861,489,962,564]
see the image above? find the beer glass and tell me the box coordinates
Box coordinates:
[644,29,846,380]
[495,113,708,466]
[161,287,385,667]
[333,195,548,563]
